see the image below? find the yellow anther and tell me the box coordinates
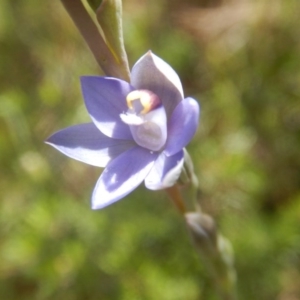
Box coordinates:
[126,90,161,114]
[126,90,142,110]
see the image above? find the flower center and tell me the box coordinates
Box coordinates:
[120,90,167,151]
[126,90,161,114]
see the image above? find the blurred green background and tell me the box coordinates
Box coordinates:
[1,0,300,299]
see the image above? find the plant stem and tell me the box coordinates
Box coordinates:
[165,184,186,215]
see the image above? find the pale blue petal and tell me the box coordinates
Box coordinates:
[46,123,135,167]
[81,76,134,139]
[92,146,158,209]
[164,97,199,156]
[145,150,184,190]
[129,106,167,151]
[131,51,183,119]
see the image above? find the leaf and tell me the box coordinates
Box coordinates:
[62,0,128,80]
[96,0,130,80]
[86,0,103,12]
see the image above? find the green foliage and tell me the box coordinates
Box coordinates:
[86,0,103,12]
[96,0,130,81]
[0,0,300,299]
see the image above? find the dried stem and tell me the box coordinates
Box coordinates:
[165,184,186,215]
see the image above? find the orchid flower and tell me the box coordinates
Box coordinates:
[46,51,199,209]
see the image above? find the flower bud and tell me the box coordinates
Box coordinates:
[185,212,218,255]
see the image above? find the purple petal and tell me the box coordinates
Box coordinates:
[164,97,199,156]
[131,51,183,119]
[81,76,135,139]
[46,123,135,167]
[92,146,158,209]
[145,150,184,190]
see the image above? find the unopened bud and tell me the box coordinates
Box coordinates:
[185,212,218,255]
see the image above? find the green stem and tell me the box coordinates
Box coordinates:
[186,212,237,300]
[172,150,238,299]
